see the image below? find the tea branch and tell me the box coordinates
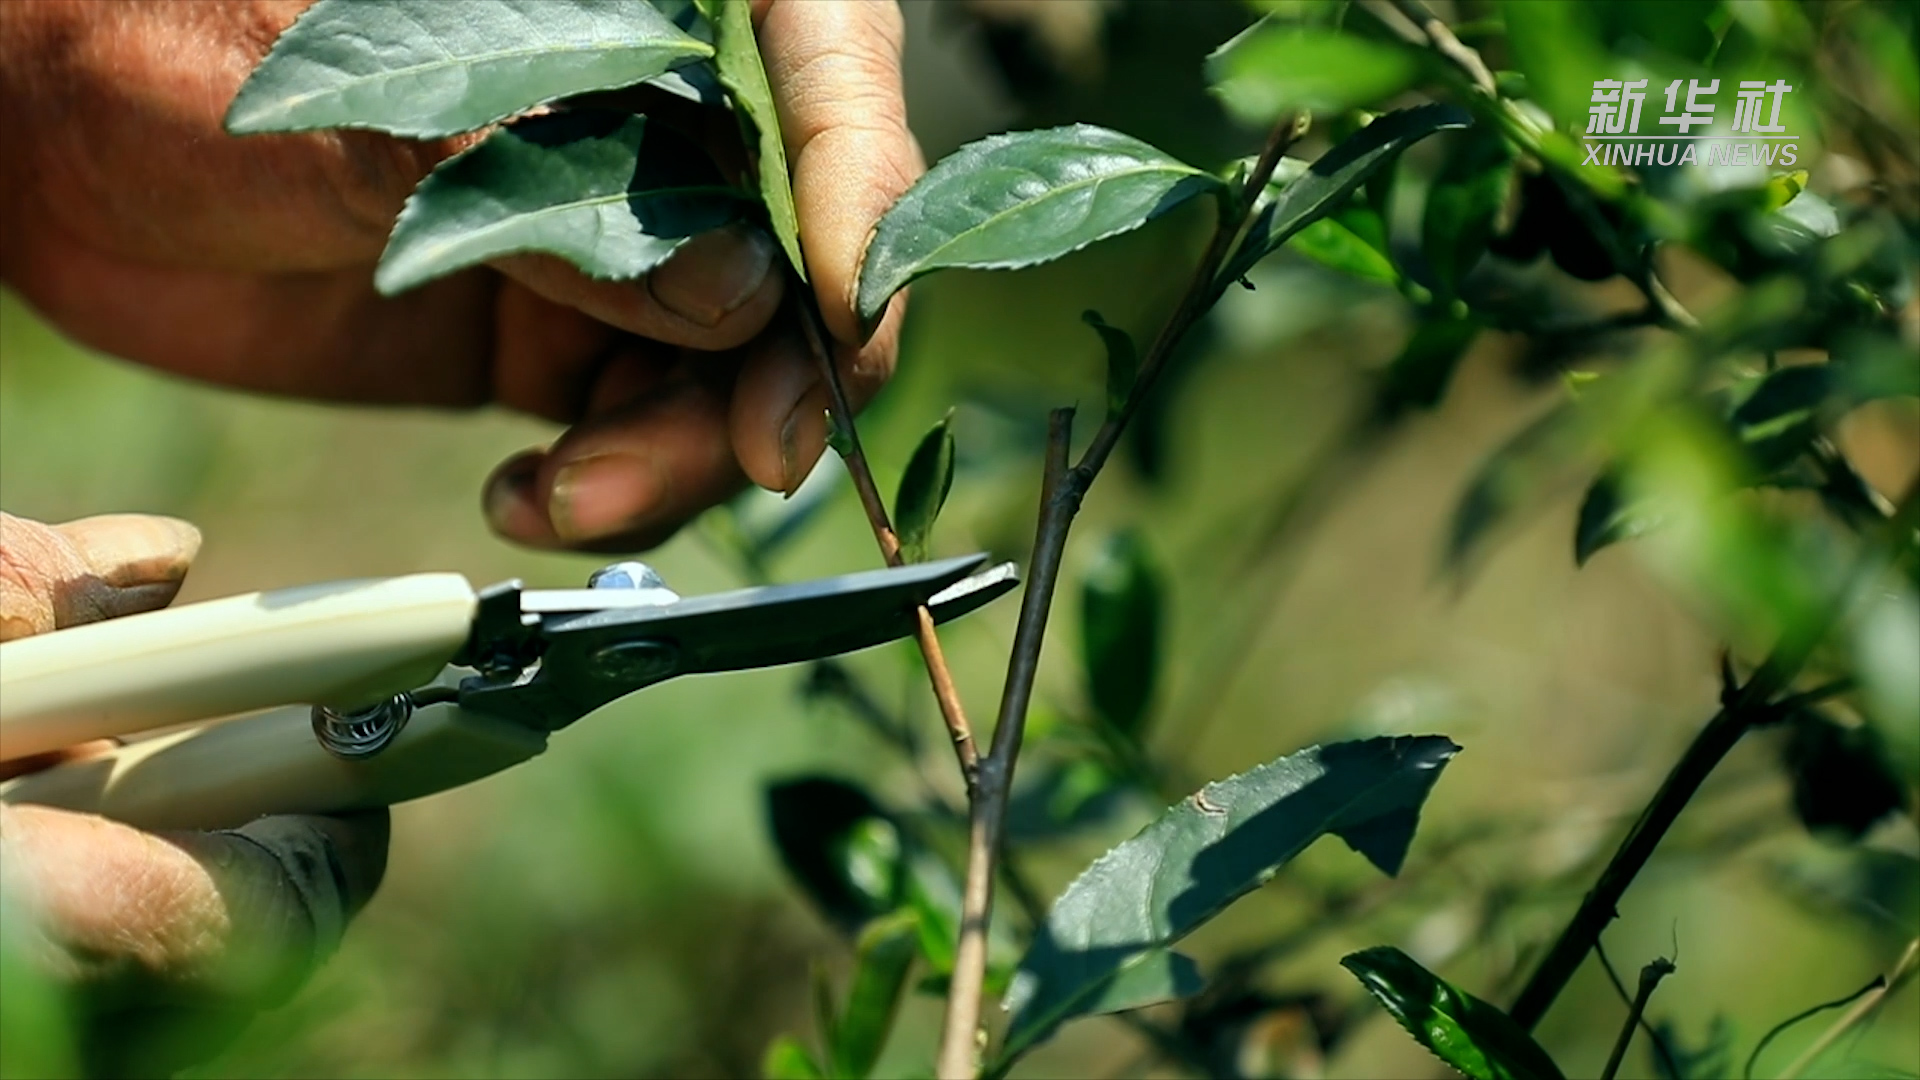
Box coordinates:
[935,113,1305,1079]
[794,291,982,784]
[1510,481,1920,1030]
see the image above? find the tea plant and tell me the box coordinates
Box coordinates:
[228,1,1917,1077]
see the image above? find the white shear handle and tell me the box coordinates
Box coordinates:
[0,691,550,832]
[0,573,478,762]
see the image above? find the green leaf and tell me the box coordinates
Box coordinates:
[376,111,743,295]
[1078,948,1205,1017]
[1288,217,1400,285]
[1206,22,1420,123]
[1445,403,1584,574]
[1574,470,1665,566]
[1421,129,1515,298]
[1376,310,1479,420]
[226,0,711,138]
[1341,947,1566,1080]
[643,0,725,104]
[711,0,805,279]
[1082,311,1139,418]
[830,913,919,1079]
[856,126,1225,328]
[1080,530,1163,740]
[763,1036,826,1080]
[1000,736,1459,1062]
[765,778,905,933]
[1220,105,1472,288]
[892,414,956,564]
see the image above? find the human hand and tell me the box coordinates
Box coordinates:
[0,512,389,1075]
[0,0,921,552]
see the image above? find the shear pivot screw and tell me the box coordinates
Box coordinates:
[588,561,667,590]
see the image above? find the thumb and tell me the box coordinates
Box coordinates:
[0,512,202,641]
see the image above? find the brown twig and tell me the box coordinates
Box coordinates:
[933,115,1306,1078]
[793,290,981,784]
[1776,938,1920,1080]
[1600,956,1676,1080]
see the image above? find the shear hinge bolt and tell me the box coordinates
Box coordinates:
[588,562,667,590]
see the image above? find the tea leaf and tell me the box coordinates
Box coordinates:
[1342,947,1565,1080]
[893,414,957,564]
[1221,105,1472,288]
[227,0,710,138]
[711,0,805,278]
[1207,22,1420,122]
[1082,311,1140,418]
[857,126,1224,328]
[830,914,919,1079]
[376,112,743,294]
[1000,736,1459,1061]
[1080,530,1163,739]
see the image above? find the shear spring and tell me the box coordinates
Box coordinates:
[311,686,456,759]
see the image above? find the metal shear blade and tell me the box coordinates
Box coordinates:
[456,555,1018,730]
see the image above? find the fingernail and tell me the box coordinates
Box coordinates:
[778,382,832,497]
[152,517,203,574]
[647,224,777,327]
[483,452,543,535]
[549,453,671,541]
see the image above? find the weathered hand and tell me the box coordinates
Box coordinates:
[0,512,389,1074]
[0,0,921,551]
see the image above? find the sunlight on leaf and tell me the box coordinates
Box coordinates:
[227,0,710,138]
[1342,947,1566,1080]
[1207,22,1420,122]
[857,126,1224,327]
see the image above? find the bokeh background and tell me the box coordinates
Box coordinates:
[2,1,1916,1077]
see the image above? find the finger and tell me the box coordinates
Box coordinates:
[482,356,749,551]
[0,513,201,641]
[0,740,116,783]
[757,0,923,344]
[492,221,785,352]
[0,805,387,1008]
[729,298,904,495]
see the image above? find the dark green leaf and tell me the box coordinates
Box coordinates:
[857,126,1225,327]
[766,778,905,932]
[226,0,711,138]
[1446,403,1583,574]
[711,0,805,278]
[1376,311,1479,420]
[1341,947,1566,1080]
[1082,311,1139,418]
[1574,471,1665,566]
[1206,22,1420,123]
[1005,758,1131,842]
[830,913,919,1079]
[762,1035,826,1080]
[1080,531,1163,739]
[893,414,956,564]
[1782,708,1909,839]
[1650,1016,1731,1080]
[1220,105,1472,288]
[1421,129,1515,298]
[1000,736,1459,1061]
[376,112,743,294]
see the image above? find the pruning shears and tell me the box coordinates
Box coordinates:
[0,555,1017,831]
